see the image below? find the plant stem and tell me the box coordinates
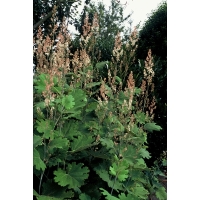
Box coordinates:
[111,174,118,195]
[39,170,45,195]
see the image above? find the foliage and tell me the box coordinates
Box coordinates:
[132,1,167,166]
[33,0,84,35]
[136,1,167,60]
[72,0,133,62]
[33,8,166,200]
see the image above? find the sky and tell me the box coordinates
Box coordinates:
[68,0,165,35]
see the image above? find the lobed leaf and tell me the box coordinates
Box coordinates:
[100,138,114,149]
[94,162,123,191]
[33,135,43,148]
[62,95,75,110]
[155,186,167,200]
[33,148,46,171]
[48,137,69,152]
[54,162,89,188]
[131,183,149,199]
[139,148,151,159]
[144,122,162,133]
[70,135,94,153]
[109,160,129,182]
[36,119,54,139]
[100,188,119,200]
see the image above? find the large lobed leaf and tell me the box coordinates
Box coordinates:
[70,135,94,153]
[48,137,69,154]
[36,119,54,139]
[54,162,89,188]
[109,160,129,182]
[62,95,75,110]
[130,183,149,199]
[94,162,123,191]
[33,148,46,171]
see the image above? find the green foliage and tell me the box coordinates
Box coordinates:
[33,69,166,198]
[133,1,167,166]
[54,162,89,188]
[73,0,133,61]
[136,1,167,60]
[33,148,46,171]
[33,4,166,198]
[70,135,94,152]
[62,95,75,110]
[144,122,162,133]
[109,160,129,182]
[79,193,92,200]
[33,0,83,34]
[100,188,119,200]
[36,119,54,139]
[41,181,74,199]
[155,186,167,200]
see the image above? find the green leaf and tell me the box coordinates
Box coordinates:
[42,180,74,199]
[79,193,92,200]
[62,120,81,140]
[162,159,167,166]
[94,162,123,191]
[134,87,141,95]
[85,82,101,89]
[33,135,43,148]
[36,119,54,139]
[62,95,75,110]
[139,148,151,159]
[109,165,116,176]
[36,195,61,200]
[100,138,114,149]
[135,111,146,125]
[155,186,167,200]
[69,89,87,109]
[52,85,62,94]
[85,101,98,113]
[118,193,139,200]
[50,137,69,149]
[34,73,48,94]
[115,76,122,83]
[100,188,119,200]
[33,189,39,197]
[118,91,129,105]
[48,137,69,153]
[129,169,147,185]
[130,124,139,135]
[54,162,89,188]
[131,183,149,199]
[70,135,94,153]
[33,148,46,171]
[109,161,129,182]
[34,102,46,109]
[134,158,147,169]
[122,145,138,165]
[144,123,162,132]
[88,148,112,160]
[96,61,109,69]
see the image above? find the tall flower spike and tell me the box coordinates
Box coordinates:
[144,49,155,84]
